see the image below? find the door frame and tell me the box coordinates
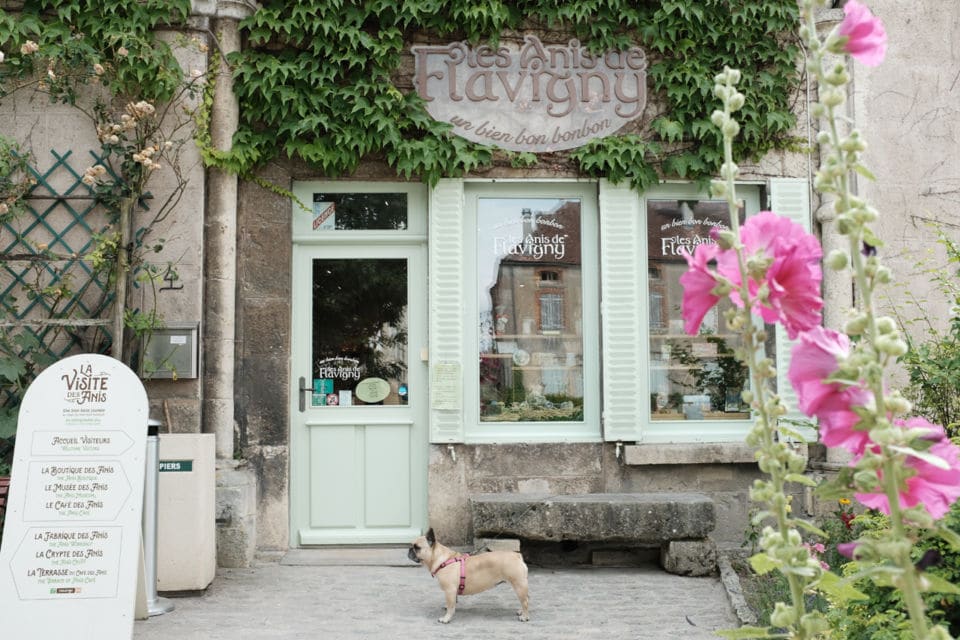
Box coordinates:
[288,182,429,547]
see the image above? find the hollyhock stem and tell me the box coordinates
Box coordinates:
[801,2,932,636]
[714,68,815,638]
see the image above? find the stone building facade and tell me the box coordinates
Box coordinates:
[2,1,958,568]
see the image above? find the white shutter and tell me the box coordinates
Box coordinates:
[429,179,466,443]
[599,179,644,442]
[769,178,816,441]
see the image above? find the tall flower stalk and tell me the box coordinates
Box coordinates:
[798,2,959,638]
[707,66,830,640]
[687,2,960,638]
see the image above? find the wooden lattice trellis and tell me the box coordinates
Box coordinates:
[0,149,116,391]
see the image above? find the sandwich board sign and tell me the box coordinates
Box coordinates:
[0,353,148,639]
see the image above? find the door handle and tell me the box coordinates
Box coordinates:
[298,376,313,412]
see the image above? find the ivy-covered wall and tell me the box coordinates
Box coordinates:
[222,0,803,188]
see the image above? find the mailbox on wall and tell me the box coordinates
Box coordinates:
[140,322,199,379]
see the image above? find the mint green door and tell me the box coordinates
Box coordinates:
[290,195,428,545]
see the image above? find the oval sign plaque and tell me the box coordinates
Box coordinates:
[412,35,647,153]
[355,377,391,403]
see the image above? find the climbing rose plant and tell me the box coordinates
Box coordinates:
[683,1,960,638]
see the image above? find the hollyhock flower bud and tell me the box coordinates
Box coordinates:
[836,0,887,67]
[875,334,907,357]
[844,314,868,335]
[836,541,861,560]
[884,393,911,416]
[710,180,727,198]
[770,603,796,629]
[826,250,848,271]
[728,92,745,112]
[822,89,845,108]
[875,316,897,335]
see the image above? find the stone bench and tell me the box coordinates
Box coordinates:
[470,492,718,576]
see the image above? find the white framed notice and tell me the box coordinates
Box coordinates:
[0,354,148,639]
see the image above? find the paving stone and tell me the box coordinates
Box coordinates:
[133,554,740,640]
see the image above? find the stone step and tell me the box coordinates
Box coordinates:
[470,492,716,544]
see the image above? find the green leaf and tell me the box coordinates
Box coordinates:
[784,473,818,487]
[854,164,877,181]
[749,552,780,575]
[932,524,960,551]
[918,571,960,595]
[0,355,26,383]
[813,570,868,603]
[0,407,17,439]
[889,444,952,469]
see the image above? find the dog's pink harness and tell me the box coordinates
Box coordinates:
[432,554,470,595]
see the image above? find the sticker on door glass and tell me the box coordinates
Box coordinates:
[355,378,391,404]
[312,379,333,406]
[312,199,336,231]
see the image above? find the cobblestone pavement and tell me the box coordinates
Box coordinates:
[133,555,739,640]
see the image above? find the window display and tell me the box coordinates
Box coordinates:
[477,198,585,423]
[647,199,751,421]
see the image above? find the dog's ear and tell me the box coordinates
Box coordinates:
[426,528,436,547]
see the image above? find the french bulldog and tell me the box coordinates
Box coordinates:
[408,528,530,624]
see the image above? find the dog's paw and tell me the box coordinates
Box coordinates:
[517,611,530,622]
[437,617,452,624]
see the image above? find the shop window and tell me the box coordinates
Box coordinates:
[475,194,596,431]
[430,179,795,445]
[646,199,751,421]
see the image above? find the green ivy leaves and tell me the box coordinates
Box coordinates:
[224,0,801,187]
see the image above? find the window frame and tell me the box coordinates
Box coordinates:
[463,181,602,444]
[637,183,762,443]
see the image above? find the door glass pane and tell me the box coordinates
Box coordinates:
[646,199,750,421]
[311,193,407,230]
[477,198,584,423]
[311,259,408,406]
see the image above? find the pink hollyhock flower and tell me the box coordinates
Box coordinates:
[788,326,854,415]
[788,326,874,454]
[855,418,960,520]
[716,211,823,339]
[815,388,873,455]
[679,242,721,335]
[838,0,887,67]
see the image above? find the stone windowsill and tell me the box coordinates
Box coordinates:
[625,442,772,466]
